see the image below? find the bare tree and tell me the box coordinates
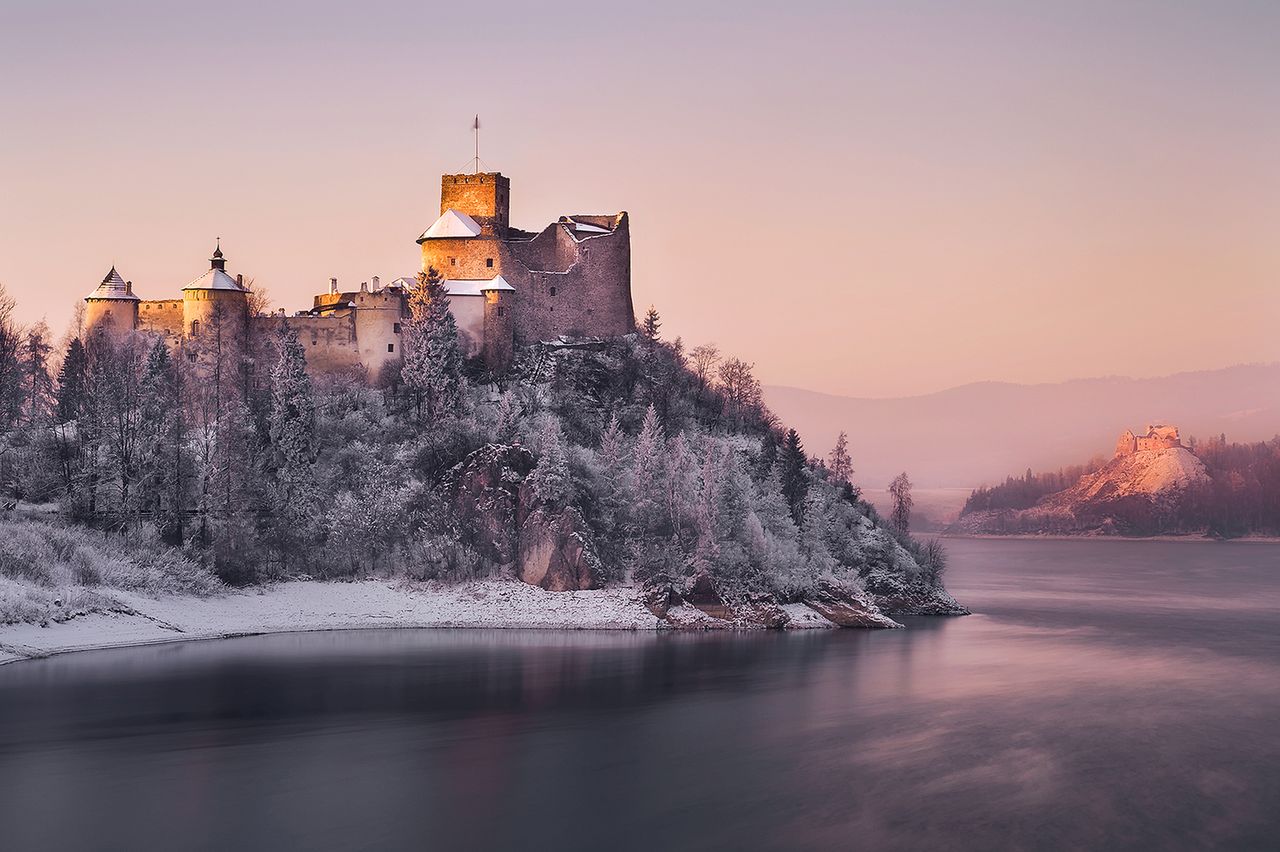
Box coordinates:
[828,431,853,486]
[888,471,913,533]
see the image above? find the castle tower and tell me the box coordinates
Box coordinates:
[84,266,140,338]
[182,240,249,366]
[439,172,509,238]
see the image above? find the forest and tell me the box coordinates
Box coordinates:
[0,275,945,622]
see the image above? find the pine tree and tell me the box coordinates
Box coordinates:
[778,428,808,525]
[828,431,853,486]
[20,321,53,424]
[528,419,571,508]
[641,305,662,343]
[267,323,318,563]
[401,267,464,421]
[55,338,89,423]
[632,404,666,535]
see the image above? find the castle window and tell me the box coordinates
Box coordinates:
[190,320,200,336]
[393,322,402,333]
[387,343,395,353]
[550,287,557,296]
[497,307,504,317]
[486,258,494,268]
[450,257,456,266]
[187,352,197,363]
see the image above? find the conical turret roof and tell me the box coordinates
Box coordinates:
[85,266,139,301]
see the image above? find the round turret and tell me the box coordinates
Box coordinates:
[182,241,249,362]
[84,266,140,338]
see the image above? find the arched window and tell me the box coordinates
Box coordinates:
[190,319,200,337]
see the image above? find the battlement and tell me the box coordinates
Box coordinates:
[440,172,510,237]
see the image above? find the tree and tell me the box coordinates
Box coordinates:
[138,338,188,542]
[778,428,808,525]
[267,322,318,560]
[20,321,53,424]
[0,283,20,430]
[828,431,853,486]
[717,357,761,429]
[55,338,89,423]
[401,267,464,421]
[889,471,914,533]
[528,419,571,508]
[641,305,662,343]
[690,343,720,387]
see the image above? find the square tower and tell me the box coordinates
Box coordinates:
[440,172,510,238]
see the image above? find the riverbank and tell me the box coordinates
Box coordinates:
[2,575,912,666]
[0,578,666,666]
[941,532,1280,543]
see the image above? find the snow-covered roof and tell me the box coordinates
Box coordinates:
[418,208,483,241]
[568,219,610,234]
[183,268,246,292]
[85,265,139,301]
[443,275,515,297]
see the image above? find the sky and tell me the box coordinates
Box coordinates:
[1,0,1277,398]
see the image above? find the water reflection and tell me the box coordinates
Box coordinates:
[1,540,1278,851]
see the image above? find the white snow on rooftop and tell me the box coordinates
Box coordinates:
[443,275,515,297]
[570,220,610,234]
[183,268,245,292]
[85,266,139,301]
[418,208,483,241]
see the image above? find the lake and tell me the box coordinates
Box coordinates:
[1,539,1278,851]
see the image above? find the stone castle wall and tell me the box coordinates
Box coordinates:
[138,299,184,337]
[441,173,510,236]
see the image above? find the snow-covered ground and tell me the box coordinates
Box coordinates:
[0,577,668,666]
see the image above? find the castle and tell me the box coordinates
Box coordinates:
[83,171,633,378]
[1115,424,1183,457]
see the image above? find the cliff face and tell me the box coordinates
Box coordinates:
[956,447,1210,535]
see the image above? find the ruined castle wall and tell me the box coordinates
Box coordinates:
[508,214,634,343]
[1136,436,1181,452]
[138,300,184,337]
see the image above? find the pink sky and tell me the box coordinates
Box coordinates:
[1,1,1277,397]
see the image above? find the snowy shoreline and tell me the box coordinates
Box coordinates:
[0,577,851,667]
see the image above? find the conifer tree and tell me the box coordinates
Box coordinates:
[641,305,662,343]
[528,419,571,509]
[55,338,89,423]
[778,428,808,525]
[267,323,317,562]
[401,267,464,421]
[20,321,53,424]
[828,431,853,486]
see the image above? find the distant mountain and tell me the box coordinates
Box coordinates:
[764,364,1280,489]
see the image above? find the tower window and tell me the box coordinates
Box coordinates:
[486,258,494,268]
[187,352,197,363]
[387,343,395,353]
[450,257,456,266]
[550,287,557,296]
[393,322,402,333]
[497,307,504,317]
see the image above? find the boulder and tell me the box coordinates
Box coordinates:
[683,569,735,621]
[738,592,791,630]
[803,578,903,629]
[517,506,602,591]
[642,573,683,619]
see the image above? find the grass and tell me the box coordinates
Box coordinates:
[0,519,221,625]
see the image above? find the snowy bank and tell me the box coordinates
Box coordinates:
[0,578,671,665]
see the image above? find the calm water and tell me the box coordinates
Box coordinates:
[1,540,1278,851]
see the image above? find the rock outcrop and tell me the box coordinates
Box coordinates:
[439,443,601,591]
[803,578,904,628]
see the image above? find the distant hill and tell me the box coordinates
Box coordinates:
[764,364,1280,489]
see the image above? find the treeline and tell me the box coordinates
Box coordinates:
[0,280,942,598]
[961,458,1106,514]
[1184,435,1280,537]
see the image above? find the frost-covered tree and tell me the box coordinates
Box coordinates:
[55,338,89,423]
[641,305,662,342]
[401,267,464,421]
[267,323,318,561]
[528,418,571,509]
[20,321,53,424]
